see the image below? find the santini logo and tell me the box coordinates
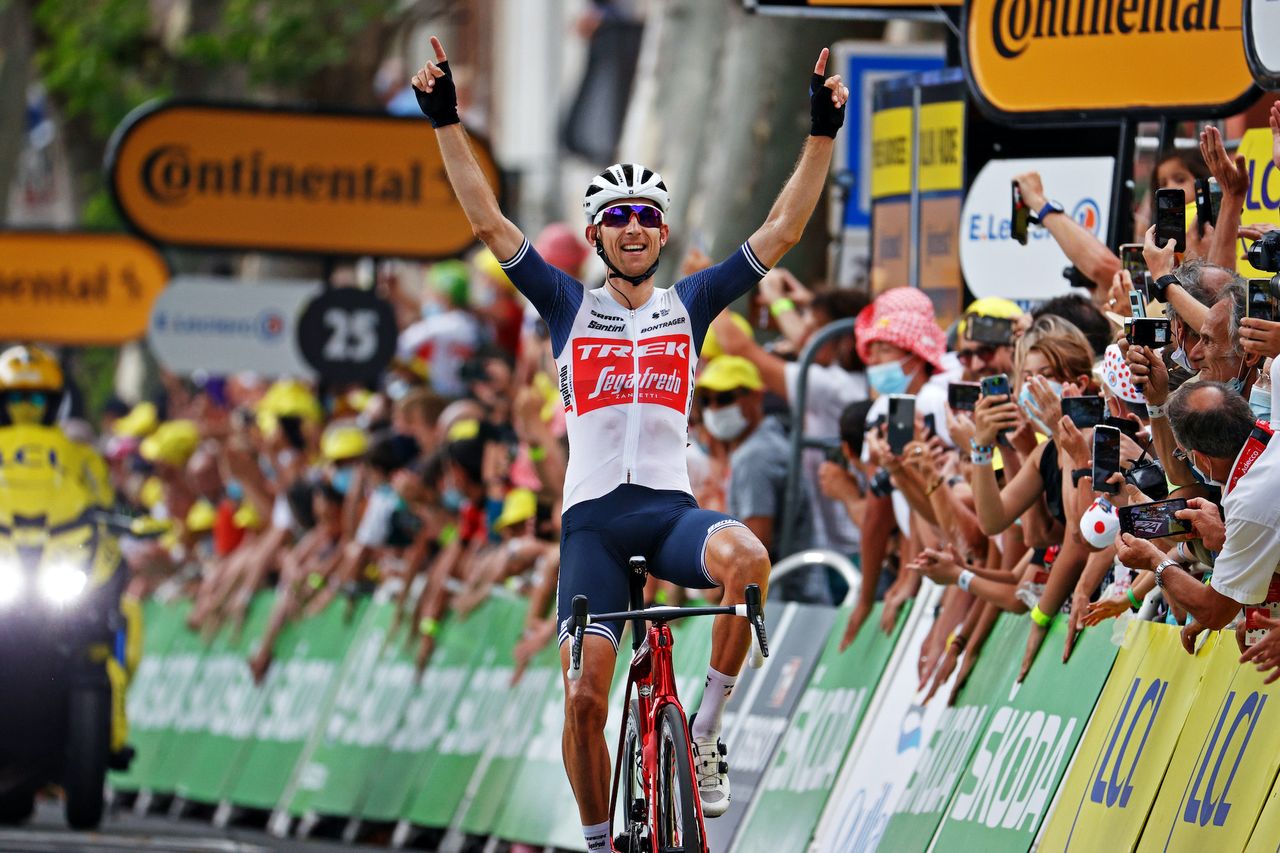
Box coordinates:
[990,0,1225,58]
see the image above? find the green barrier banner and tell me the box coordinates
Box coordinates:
[930,616,1118,851]
[1139,633,1280,852]
[1039,621,1218,851]
[173,594,278,803]
[223,598,369,810]
[110,598,193,791]
[357,605,493,823]
[735,602,909,853]
[402,596,527,827]
[284,600,417,818]
[877,612,1026,850]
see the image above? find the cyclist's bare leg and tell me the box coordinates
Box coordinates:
[703,526,771,675]
[559,634,618,824]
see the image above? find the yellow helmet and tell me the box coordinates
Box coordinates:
[0,345,64,426]
[320,423,369,462]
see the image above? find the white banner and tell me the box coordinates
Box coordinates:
[808,584,952,853]
[959,157,1115,303]
[148,276,320,378]
[1250,0,1280,80]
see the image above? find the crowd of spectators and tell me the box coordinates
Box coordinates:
[82,105,1280,700]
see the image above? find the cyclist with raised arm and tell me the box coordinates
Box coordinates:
[413,38,847,847]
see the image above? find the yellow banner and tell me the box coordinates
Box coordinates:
[917,101,964,193]
[1237,127,1280,279]
[1040,622,1218,852]
[965,0,1255,117]
[0,232,168,345]
[870,107,912,200]
[1139,634,1280,852]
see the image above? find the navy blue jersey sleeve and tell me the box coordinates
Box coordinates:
[674,242,770,354]
[498,240,584,358]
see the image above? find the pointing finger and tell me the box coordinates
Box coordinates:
[814,47,829,77]
[430,35,448,63]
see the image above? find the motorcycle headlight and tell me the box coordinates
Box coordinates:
[0,560,22,607]
[37,560,88,605]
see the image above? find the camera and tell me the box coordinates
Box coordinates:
[1062,265,1092,289]
[868,467,894,498]
[1124,459,1169,500]
[1248,231,1280,273]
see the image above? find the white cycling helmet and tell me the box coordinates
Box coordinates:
[582,163,670,223]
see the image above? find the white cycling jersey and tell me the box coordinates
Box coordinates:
[499,239,769,510]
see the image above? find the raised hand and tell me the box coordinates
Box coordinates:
[1142,225,1178,279]
[1199,126,1249,198]
[809,48,849,138]
[412,37,460,128]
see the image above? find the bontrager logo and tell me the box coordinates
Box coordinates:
[990,0,1224,58]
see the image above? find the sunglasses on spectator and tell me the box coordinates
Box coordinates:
[698,390,742,408]
[956,345,998,364]
[4,391,47,406]
[598,204,664,229]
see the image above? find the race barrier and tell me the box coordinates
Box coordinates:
[114,587,1280,851]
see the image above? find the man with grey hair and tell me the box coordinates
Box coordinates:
[1116,381,1279,645]
[1188,279,1265,411]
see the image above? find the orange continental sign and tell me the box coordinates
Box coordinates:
[106,101,500,259]
[965,0,1258,119]
[0,232,168,345]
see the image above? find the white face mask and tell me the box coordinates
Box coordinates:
[703,403,749,442]
[1190,450,1225,489]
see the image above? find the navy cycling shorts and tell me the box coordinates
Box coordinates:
[556,484,745,652]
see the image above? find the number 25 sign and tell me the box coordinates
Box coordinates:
[297,287,397,382]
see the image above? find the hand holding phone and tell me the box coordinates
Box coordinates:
[887,395,916,456]
[948,382,981,412]
[1062,395,1105,429]
[1092,425,1121,493]
[1012,181,1030,246]
[1117,498,1192,540]
[1154,188,1187,254]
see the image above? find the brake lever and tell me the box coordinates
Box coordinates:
[568,595,588,682]
[744,584,769,666]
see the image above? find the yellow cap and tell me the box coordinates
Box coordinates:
[0,345,63,392]
[233,501,263,529]
[473,247,512,288]
[139,476,165,509]
[321,423,369,462]
[695,356,763,393]
[494,487,537,530]
[185,499,217,533]
[447,418,481,442]
[957,297,1023,338]
[113,402,159,438]
[701,311,754,360]
[256,380,323,423]
[139,420,200,466]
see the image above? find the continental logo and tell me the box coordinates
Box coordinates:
[107,101,501,259]
[989,0,1224,58]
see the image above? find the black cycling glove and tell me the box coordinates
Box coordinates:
[809,72,845,138]
[415,61,461,128]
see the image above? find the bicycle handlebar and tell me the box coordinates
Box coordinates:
[566,583,769,679]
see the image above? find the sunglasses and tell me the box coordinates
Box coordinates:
[699,390,742,408]
[5,391,47,406]
[598,204,663,229]
[956,345,998,365]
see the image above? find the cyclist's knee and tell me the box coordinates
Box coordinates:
[705,528,769,590]
[564,682,610,733]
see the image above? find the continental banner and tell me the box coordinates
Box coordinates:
[877,612,1026,849]
[1138,633,1280,851]
[735,601,909,853]
[106,101,500,259]
[929,617,1119,851]
[1237,127,1280,279]
[0,231,168,345]
[964,0,1258,120]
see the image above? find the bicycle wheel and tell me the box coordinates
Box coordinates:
[654,703,702,853]
[616,700,650,853]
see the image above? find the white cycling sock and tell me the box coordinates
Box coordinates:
[583,819,611,851]
[691,666,736,741]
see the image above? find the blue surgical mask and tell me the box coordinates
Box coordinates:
[420,301,443,320]
[226,479,244,501]
[1250,385,1271,421]
[1018,379,1064,435]
[867,359,911,396]
[331,467,354,496]
[442,487,464,512]
[1189,451,1224,490]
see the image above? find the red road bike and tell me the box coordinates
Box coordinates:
[566,557,769,853]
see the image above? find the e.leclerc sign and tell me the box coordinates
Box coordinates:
[964,0,1258,120]
[106,101,500,259]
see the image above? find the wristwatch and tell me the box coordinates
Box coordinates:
[1151,274,1180,303]
[1071,468,1092,487]
[1154,558,1177,589]
[1035,200,1065,224]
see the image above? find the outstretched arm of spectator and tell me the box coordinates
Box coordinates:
[1200,126,1250,271]
[1116,533,1240,629]
[1015,171,1121,289]
[757,269,812,346]
[840,492,894,651]
[707,311,789,397]
[413,38,524,261]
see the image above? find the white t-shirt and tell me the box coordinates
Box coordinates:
[397,309,483,398]
[1208,429,1280,606]
[784,361,869,553]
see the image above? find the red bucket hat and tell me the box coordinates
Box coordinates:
[855,288,946,370]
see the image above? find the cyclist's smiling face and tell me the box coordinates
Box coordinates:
[586,199,668,278]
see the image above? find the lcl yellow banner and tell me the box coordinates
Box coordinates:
[106,102,500,259]
[0,232,168,345]
[965,0,1257,118]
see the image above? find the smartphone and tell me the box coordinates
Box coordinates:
[948,382,981,412]
[967,314,1015,346]
[1120,243,1151,303]
[1062,395,1105,429]
[1117,498,1191,540]
[1154,187,1187,254]
[1129,317,1171,348]
[1128,290,1147,319]
[887,395,916,456]
[1194,178,1216,231]
[1012,181,1030,246]
[922,413,937,439]
[1103,415,1141,438]
[1092,425,1121,493]
[980,374,1011,398]
[1248,279,1277,323]
[824,445,848,467]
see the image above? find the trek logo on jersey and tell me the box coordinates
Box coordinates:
[572,334,690,414]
